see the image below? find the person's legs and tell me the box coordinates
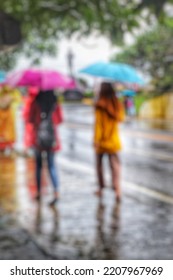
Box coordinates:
[47,151,59,204]
[95,153,104,197]
[35,149,42,199]
[108,153,121,202]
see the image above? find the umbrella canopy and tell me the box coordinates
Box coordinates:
[80,62,144,85]
[120,89,136,97]
[0,71,6,83]
[6,69,77,90]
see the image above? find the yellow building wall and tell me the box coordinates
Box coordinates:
[139,93,173,120]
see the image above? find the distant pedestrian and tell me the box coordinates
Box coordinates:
[128,97,136,116]
[124,96,136,117]
[27,90,63,205]
[123,96,128,115]
[94,82,124,202]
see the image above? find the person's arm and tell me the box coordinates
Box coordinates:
[22,97,33,121]
[27,100,38,124]
[117,101,125,122]
[94,109,102,148]
[53,105,64,125]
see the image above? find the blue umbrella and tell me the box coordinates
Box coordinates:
[120,89,136,97]
[0,71,6,83]
[79,62,144,85]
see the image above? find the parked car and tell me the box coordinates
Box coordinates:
[63,89,84,101]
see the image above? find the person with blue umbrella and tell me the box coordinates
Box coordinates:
[94,82,125,202]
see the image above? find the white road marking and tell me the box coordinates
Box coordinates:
[124,148,173,162]
[123,181,173,205]
[58,155,173,205]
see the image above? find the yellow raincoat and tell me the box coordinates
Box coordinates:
[94,97,124,154]
[0,108,15,144]
[0,86,21,149]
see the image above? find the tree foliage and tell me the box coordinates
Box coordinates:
[0,0,173,70]
[112,24,173,92]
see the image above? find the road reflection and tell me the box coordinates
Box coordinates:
[34,201,60,244]
[93,199,120,259]
[0,156,18,214]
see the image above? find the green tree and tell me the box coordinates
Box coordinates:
[112,24,173,93]
[1,0,173,69]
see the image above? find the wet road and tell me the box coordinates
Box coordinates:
[1,104,173,259]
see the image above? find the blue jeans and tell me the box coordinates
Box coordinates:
[35,150,59,193]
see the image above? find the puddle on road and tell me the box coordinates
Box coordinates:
[0,156,18,215]
[1,154,173,259]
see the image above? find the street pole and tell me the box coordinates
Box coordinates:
[66,48,76,150]
[67,48,74,79]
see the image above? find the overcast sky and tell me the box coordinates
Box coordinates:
[15,32,139,85]
[16,33,120,76]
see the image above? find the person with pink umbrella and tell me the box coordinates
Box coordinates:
[26,89,63,205]
[6,69,75,204]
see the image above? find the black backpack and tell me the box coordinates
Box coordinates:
[36,109,55,150]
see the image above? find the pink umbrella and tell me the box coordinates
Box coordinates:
[6,69,77,90]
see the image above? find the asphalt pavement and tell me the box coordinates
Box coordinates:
[0,104,173,259]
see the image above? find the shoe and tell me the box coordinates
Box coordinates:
[49,198,58,206]
[94,189,103,198]
[116,195,121,203]
[35,194,41,201]
[112,186,121,203]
